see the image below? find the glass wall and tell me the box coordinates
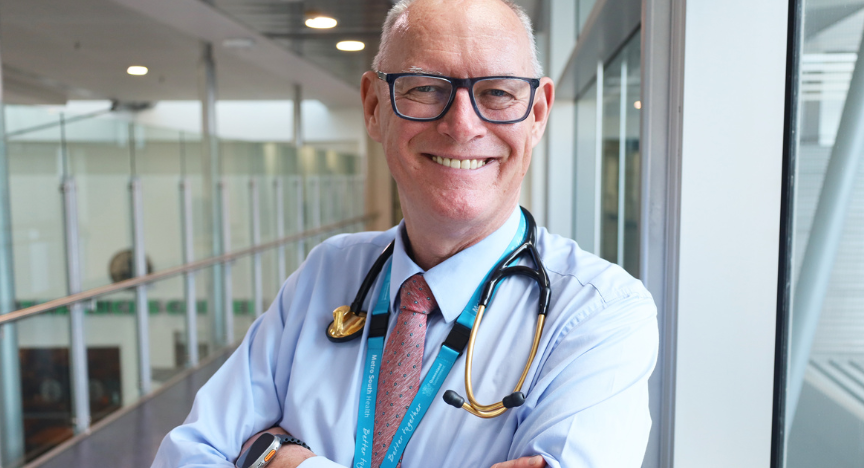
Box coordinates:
[784,2,864,466]
[573,33,641,278]
[2,105,366,466]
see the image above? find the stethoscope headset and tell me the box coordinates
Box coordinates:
[326,207,550,419]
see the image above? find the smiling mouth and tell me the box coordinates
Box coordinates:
[428,155,488,170]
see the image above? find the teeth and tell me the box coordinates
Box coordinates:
[431,156,487,170]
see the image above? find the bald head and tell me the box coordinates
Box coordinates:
[372,0,542,78]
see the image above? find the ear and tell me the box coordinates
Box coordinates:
[361,71,383,142]
[530,77,555,147]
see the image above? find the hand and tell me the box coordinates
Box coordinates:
[238,427,315,468]
[491,455,547,468]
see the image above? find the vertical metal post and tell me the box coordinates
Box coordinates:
[294,84,303,150]
[617,60,628,267]
[312,176,322,244]
[788,30,864,427]
[249,178,263,318]
[180,176,198,367]
[129,176,151,396]
[295,177,306,265]
[60,177,91,435]
[220,180,233,344]
[274,178,286,282]
[199,41,224,348]
[0,39,25,465]
[594,61,604,256]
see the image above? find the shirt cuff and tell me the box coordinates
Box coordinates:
[297,456,349,468]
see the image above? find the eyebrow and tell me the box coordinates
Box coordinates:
[404,66,443,75]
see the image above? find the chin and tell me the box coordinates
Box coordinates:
[427,196,498,226]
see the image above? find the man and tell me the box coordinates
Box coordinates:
[153,0,657,467]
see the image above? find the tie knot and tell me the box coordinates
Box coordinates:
[399,274,437,316]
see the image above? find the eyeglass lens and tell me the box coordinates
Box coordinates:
[392,76,532,122]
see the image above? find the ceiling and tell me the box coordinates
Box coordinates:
[0,0,540,107]
[213,0,392,86]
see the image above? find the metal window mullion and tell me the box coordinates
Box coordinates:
[617,60,628,267]
[274,178,286,282]
[250,178,263,318]
[61,177,91,434]
[220,179,233,345]
[594,61,604,255]
[130,177,151,396]
[180,177,198,367]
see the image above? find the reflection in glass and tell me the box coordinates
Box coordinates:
[785,3,864,467]
[598,35,641,277]
[601,53,622,265]
[574,81,599,253]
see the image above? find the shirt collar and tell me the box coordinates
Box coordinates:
[389,206,522,323]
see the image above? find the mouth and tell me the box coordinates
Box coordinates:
[426,154,490,170]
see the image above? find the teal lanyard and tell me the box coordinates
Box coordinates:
[353,214,527,468]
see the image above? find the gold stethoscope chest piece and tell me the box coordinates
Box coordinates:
[327,305,367,342]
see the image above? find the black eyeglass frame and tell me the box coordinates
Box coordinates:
[376,71,541,124]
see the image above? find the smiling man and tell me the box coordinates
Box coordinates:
[152,1,658,467]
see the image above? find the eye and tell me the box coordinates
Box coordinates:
[411,85,438,93]
[484,89,513,98]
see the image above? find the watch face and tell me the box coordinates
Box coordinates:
[240,433,277,468]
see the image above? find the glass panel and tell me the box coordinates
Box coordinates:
[785,3,864,466]
[574,81,599,254]
[232,256,257,339]
[137,125,184,271]
[87,289,139,410]
[622,38,642,277]
[195,265,218,361]
[15,312,75,463]
[577,0,598,36]
[6,110,67,305]
[600,54,623,265]
[221,140,253,251]
[145,275,187,389]
[65,118,133,292]
[598,34,641,277]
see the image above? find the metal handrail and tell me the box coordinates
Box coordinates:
[0,213,376,326]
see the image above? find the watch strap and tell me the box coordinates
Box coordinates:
[276,435,312,452]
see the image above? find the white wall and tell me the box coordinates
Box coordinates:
[673,0,788,465]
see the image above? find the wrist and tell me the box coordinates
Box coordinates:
[273,444,316,467]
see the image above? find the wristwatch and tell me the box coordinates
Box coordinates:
[235,432,312,468]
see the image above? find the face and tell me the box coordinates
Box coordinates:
[361,0,554,235]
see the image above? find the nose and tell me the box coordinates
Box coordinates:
[436,88,487,143]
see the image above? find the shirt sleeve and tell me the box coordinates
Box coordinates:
[507,291,659,468]
[151,268,304,467]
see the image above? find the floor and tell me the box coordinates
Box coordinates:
[37,354,227,468]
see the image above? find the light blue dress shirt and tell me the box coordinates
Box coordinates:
[153,207,658,468]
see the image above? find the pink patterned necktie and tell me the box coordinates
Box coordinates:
[371,274,437,468]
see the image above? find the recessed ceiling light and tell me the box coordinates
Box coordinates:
[127,66,148,76]
[223,37,256,49]
[305,15,337,29]
[634,100,642,110]
[337,41,365,51]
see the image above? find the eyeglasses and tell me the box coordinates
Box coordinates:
[376,71,540,124]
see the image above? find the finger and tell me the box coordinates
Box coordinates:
[491,455,546,468]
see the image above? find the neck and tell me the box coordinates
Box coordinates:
[401,205,517,271]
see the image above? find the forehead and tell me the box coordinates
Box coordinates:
[383,0,533,77]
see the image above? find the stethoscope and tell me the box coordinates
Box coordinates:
[326,207,550,419]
